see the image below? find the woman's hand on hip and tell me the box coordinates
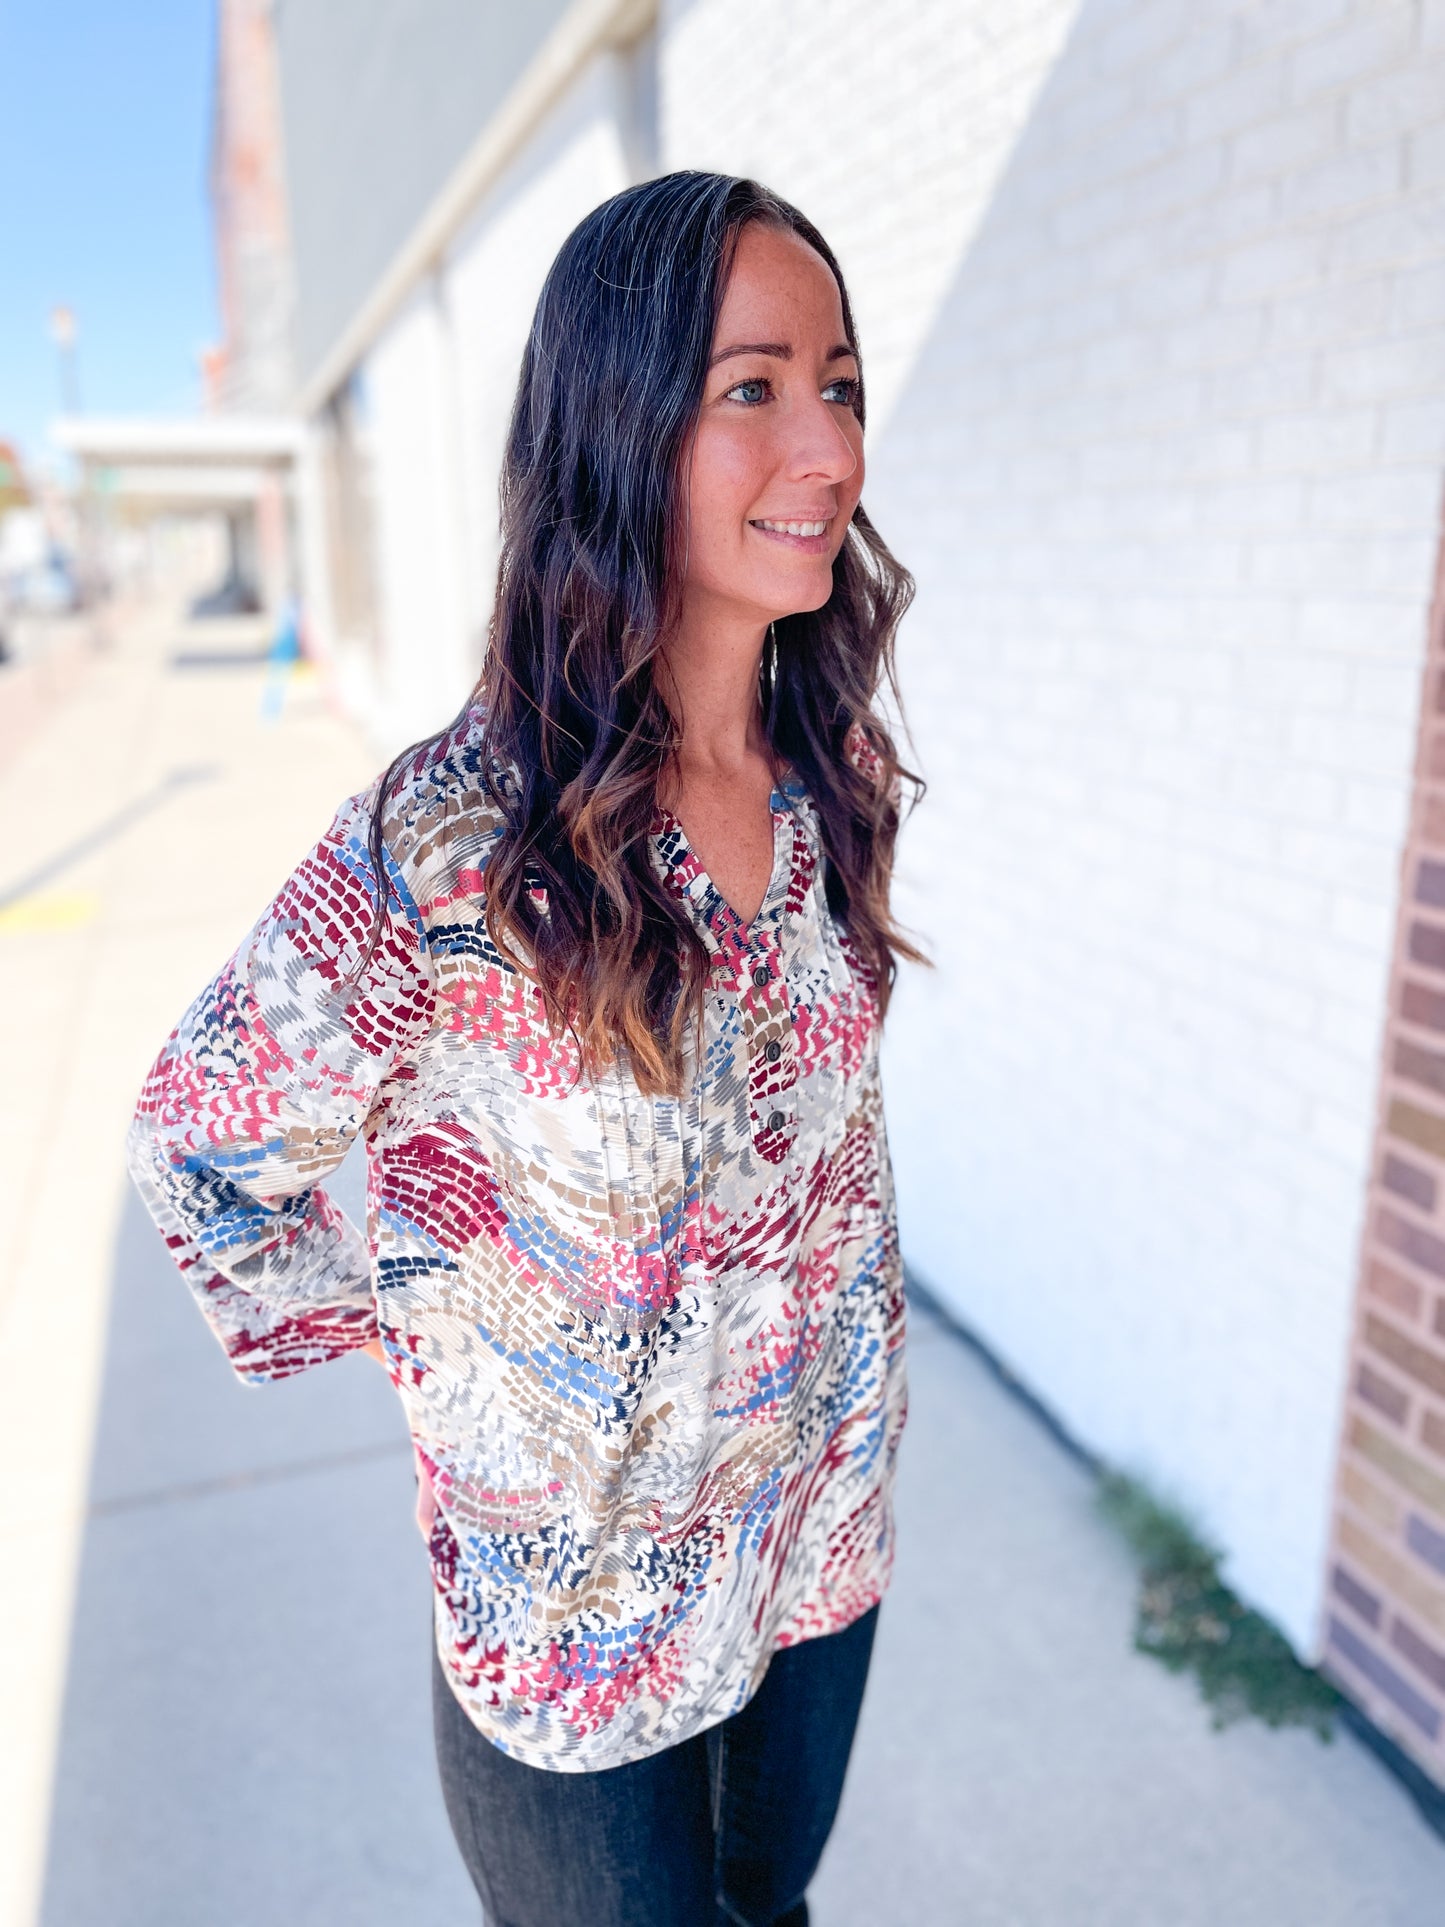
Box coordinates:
[412,1448,438,1539]
[360,1336,438,1539]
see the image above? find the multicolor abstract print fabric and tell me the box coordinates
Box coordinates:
[127,710,909,1771]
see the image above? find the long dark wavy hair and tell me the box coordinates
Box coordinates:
[366,170,923,1095]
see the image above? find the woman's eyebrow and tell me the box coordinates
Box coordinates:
[708,340,856,367]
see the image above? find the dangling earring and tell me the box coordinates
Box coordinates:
[762,623,781,776]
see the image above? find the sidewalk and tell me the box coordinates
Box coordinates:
[0,595,374,1927]
[4,597,1443,1924]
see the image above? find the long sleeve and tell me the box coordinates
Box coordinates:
[126,784,435,1384]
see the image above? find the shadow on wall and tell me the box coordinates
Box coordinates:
[865,0,1424,1656]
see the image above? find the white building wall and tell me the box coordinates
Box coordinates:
[352,55,635,753]
[447,61,634,655]
[662,0,1083,439]
[361,285,473,748]
[662,0,1445,1650]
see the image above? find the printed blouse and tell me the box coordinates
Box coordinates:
[126,710,909,1771]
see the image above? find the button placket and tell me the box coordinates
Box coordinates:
[748,1029,795,1156]
[649,786,807,1163]
[742,927,796,1163]
[756,801,821,1155]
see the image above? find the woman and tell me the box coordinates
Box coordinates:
[128,171,921,1927]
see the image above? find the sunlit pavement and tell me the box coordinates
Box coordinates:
[3,598,1442,1925]
[0,597,376,1927]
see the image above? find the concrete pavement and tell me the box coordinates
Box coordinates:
[0,593,373,1927]
[4,594,1443,1924]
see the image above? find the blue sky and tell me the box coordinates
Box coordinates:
[0,0,217,475]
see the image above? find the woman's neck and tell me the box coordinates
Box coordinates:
[660,601,772,783]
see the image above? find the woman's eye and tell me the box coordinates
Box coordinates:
[823,375,860,406]
[724,377,769,406]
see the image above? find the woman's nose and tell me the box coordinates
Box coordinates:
[788,399,860,484]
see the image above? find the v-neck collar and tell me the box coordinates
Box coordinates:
[650,767,808,946]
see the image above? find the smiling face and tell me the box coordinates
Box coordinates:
[678,220,865,636]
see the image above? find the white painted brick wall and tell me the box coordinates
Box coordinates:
[662,0,1445,1652]
[661,0,1085,437]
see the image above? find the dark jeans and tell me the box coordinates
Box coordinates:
[432,1604,879,1927]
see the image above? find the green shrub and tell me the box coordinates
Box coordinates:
[1096,1470,1339,1740]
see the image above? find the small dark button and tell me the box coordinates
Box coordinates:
[767,1109,787,1133]
[764,1040,782,1064]
[751,966,770,988]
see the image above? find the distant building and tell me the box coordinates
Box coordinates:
[253,0,1445,1792]
[56,0,301,609]
[208,0,296,410]
[0,440,29,516]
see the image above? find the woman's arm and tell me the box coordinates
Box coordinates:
[126,784,435,1385]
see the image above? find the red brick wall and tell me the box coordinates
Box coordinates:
[211,0,294,409]
[1325,502,1445,1785]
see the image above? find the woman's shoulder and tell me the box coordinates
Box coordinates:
[841,718,885,785]
[841,717,904,809]
[361,700,511,909]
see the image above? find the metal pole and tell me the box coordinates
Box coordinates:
[50,306,81,415]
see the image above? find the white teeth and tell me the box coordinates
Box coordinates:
[757,519,828,537]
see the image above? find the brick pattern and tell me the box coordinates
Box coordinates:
[1325,525,1445,1781]
[660,0,1082,436]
